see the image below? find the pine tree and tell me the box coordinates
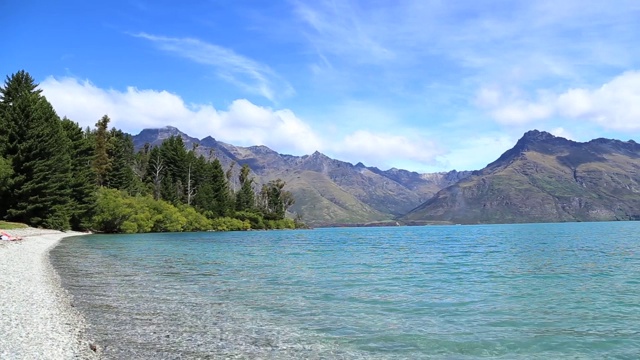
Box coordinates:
[105,128,135,191]
[0,156,12,219]
[235,164,255,212]
[158,135,188,203]
[0,71,73,229]
[61,118,97,229]
[93,115,111,186]
[210,159,231,216]
[131,143,151,196]
[192,155,214,214]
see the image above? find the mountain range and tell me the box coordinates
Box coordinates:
[132,126,470,226]
[132,127,640,226]
[402,130,640,224]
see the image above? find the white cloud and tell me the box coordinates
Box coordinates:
[39,76,444,169]
[332,130,444,168]
[133,33,294,102]
[41,76,193,129]
[557,71,640,130]
[40,76,317,154]
[475,87,502,108]
[477,71,640,130]
[490,101,554,125]
[217,99,323,154]
[549,127,574,140]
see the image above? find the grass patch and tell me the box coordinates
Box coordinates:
[0,221,29,229]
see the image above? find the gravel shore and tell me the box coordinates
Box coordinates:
[0,228,98,359]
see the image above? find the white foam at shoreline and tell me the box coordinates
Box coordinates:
[0,228,98,359]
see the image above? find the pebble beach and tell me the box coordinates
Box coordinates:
[0,228,98,359]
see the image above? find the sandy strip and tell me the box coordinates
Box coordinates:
[0,228,98,359]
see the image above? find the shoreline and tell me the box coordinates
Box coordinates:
[0,228,98,359]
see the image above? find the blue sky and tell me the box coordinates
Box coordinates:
[3,1,640,172]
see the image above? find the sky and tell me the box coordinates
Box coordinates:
[3,0,640,173]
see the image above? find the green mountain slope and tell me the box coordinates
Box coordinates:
[280,170,389,225]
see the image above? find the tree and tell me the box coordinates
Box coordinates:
[226,161,236,192]
[148,146,165,200]
[105,128,135,191]
[185,143,199,206]
[235,164,255,212]
[259,179,295,220]
[93,115,111,186]
[210,159,231,216]
[192,157,231,218]
[61,118,97,229]
[0,70,73,229]
[131,143,151,196]
[0,156,13,210]
[186,162,195,205]
[159,135,188,203]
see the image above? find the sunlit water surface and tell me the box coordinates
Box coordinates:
[51,223,640,359]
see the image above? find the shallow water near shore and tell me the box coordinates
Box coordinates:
[51,222,640,359]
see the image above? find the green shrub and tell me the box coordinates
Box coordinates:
[234,211,265,229]
[210,217,249,231]
[179,205,212,231]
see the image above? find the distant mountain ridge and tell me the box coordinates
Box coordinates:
[402,130,640,224]
[132,126,471,226]
[132,127,640,225]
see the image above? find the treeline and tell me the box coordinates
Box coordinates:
[0,70,300,232]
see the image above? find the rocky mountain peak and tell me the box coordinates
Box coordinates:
[248,145,277,155]
[307,151,331,161]
[519,129,556,143]
[199,136,218,147]
[132,126,199,150]
[486,130,571,170]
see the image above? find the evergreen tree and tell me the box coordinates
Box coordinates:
[105,128,135,191]
[158,135,188,203]
[210,159,231,216]
[193,158,231,217]
[160,175,179,204]
[0,71,73,229]
[0,156,12,217]
[93,115,111,186]
[61,117,97,229]
[192,155,214,214]
[235,164,255,212]
[131,143,151,196]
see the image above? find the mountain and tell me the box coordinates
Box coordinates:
[401,130,640,224]
[133,126,201,149]
[132,126,470,226]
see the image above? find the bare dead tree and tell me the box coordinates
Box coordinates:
[186,163,196,205]
[226,162,236,193]
[151,154,165,200]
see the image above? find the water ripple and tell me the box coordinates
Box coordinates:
[51,222,640,359]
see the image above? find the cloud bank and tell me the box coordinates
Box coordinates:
[40,76,443,170]
[477,71,640,130]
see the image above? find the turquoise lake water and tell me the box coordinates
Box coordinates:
[51,223,640,359]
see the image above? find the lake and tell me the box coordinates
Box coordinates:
[51,222,640,359]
